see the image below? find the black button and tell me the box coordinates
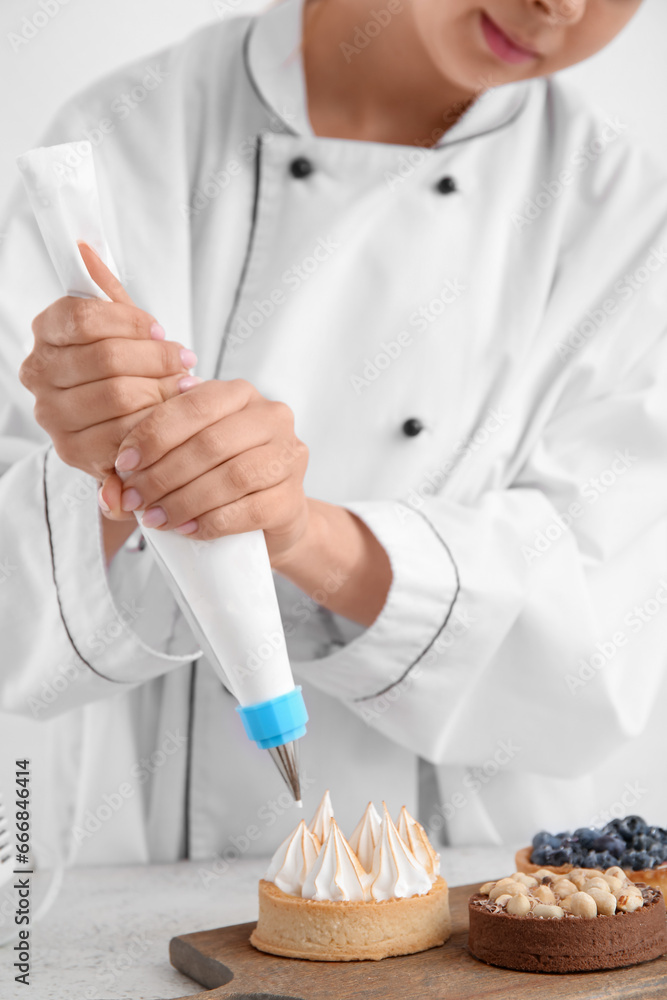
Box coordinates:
[402,418,425,438]
[436,176,457,195]
[290,157,314,179]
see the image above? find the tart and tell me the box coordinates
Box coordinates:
[250,792,451,962]
[468,868,667,973]
[515,815,667,905]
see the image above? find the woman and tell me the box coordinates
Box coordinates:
[2,0,666,865]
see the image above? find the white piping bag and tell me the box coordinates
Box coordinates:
[17,141,307,801]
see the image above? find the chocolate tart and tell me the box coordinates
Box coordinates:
[250,876,451,961]
[468,884,667,973]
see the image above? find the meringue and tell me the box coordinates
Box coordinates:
[397,805,441,880]
[307,789,334,843]
[349,801,382,872]
[264,820,321,896]
[302,819,369,902]
[369,803,433,901]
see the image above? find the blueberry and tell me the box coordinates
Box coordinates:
[592,834,625,857]
[624,816,649,838]
[555,831,571,840]
[574,827,599,848]
[532,831,562,850]
[649,843,667,864]
[631,834,653,852]
[550,847,574,866]
[647,826,667,844]
[595,851,619,870]
[583,850,602,869]
[620,850,651,871]
[531,845,554,865]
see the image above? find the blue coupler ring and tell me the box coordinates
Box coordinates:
[236,686,308,749]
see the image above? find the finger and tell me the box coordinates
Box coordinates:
[49,338,197,389]
[167,482,294,541]
[32,297,165,349]
[119,410,273,506]
[78,241,134,305]
[41,373,194,433]
[97,472,135,521]
[115,379,257,474]
[125,443,290,523]
[63,404,163,479]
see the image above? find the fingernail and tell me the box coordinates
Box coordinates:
[178,375,204,392]
[150,322,166,340]
[97,487,110,512]
[179,348,198,369]
[115,447,141,472]
[121,488,143,512]
[142,506,167,529]
[175,520,199,535]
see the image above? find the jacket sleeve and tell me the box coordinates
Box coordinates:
[0,119,202,723]
[293,313,667,780]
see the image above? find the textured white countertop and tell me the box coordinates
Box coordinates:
[0,847,517,1000]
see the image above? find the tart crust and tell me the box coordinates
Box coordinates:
[515,845,667,905]
[468,885,667,973]
[250,876,451,961]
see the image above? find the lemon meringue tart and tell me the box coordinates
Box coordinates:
[250,792,451,961]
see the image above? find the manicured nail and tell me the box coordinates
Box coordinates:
[175,520,199,535]
[179,348,198,369]
[115,447,141,472]
[97,487,110,512]
[150,322,166,340]
[178,375,204,392]
[142,506,167,529]
[121,488,143,512]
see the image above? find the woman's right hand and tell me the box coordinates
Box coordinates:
[19,243,198,489]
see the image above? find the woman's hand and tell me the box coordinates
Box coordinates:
[101,378,311,563]
[19,243,197,486]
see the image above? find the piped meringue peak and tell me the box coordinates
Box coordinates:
[397,805,441,878]
[302,819,369,902]
[264,792,441,902]
[307,789,334,843]
[349,801,382,872]
[369,803,433,901]
[265,819,321,896]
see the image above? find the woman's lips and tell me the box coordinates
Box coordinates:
[480,12,541,65]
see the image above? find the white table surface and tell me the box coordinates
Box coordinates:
[0,847,517,1000]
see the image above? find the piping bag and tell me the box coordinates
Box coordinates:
[17,141,307,802]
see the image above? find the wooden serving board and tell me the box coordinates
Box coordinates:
[168,883,667,1000]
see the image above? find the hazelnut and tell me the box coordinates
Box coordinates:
[583,877,611,894]
[479,882,495,896]
[569,892,597,919]
[533,903,564,919]
[552,878,578,898]
[588,887,616,916]
[602,874,624,893]
[506,893,532,916]
[512,872,538,888]
[533,884,557,905]
[604,866,626,881]
[494,894,513,907]
[617,892,644,913]
[489,879,528,901]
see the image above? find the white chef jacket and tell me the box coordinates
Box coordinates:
[2,0,667,867]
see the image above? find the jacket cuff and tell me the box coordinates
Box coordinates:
[293,501,459,700]
[44,446,201,684]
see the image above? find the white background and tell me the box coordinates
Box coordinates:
[1,0,667,847]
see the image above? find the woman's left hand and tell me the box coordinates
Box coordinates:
[98,377,310,563]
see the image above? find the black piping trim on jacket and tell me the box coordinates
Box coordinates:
[43,446,124,685]
[353,506,461,702]
[241,9,530,151]
[213,133,264,380]
[183,658,197,859]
